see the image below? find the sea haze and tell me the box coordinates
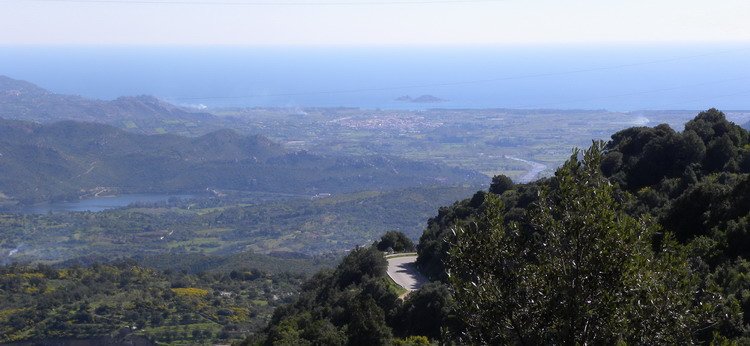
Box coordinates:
[1,44,748,111]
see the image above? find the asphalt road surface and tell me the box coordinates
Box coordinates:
[386,254,427,293]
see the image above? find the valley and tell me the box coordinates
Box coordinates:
[2,0,748,343]
[4,75,750,183]
[3,75,750,345]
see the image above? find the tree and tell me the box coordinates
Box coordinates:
[705,134,736,172]
[394,282,457,340]
[416,192,490,282]
[685,108,747,147]
[447,142,700,344]
[335,247,388,287]
[376,231,415,253]
[345,296,393,346]
[393,335,431,346]
[489,174,514,195]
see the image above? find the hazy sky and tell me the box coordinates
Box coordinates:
[1,0,749,45]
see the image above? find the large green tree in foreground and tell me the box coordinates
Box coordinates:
[447,142,706,344]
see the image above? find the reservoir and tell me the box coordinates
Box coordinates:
[14,194,196,214]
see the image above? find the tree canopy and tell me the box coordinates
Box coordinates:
[375,231,416,253]
[448,143,704,344]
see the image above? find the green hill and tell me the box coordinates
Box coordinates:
[0,75,216,135]
[0,119,485,204]
[257,109,750,345]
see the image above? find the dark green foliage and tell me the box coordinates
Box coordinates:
[448,143,705,344]
[595,109,750,339]
[602,110,750,264]
[393,335,431,345]
[605,108,747,192]
[660,175,734,242]
[705,259,750,339]
[375,231,415,253]
[605,124,707,190]
[262,312,346,346]
[415,190,495,281]
[394,282,456,340]
[344,296,393,345]
[705,134,737,171]
[256,243,460,345]
[600,109,750,268]
[335,247,388,287]
[415,200,476,281]
[258,246,398,346]
[489,174,514,195]
[416,183,541,281]
[685,108,748,148]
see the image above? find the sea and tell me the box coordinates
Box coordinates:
[0,44,748,111]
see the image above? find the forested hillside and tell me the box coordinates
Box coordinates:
[0,118,484,204]
[256,109,750,344]
[247,239,453,346]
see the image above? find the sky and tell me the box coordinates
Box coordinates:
[1,0,749,45]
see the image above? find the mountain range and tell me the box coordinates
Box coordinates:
[0,75,218,135]
[0,118,484,205]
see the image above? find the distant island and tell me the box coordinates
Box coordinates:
[395,94,447,103]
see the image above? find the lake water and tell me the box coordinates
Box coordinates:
[0,44,748,111]
[17,194,196,214]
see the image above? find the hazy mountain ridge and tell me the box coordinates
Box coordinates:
[0,118,485,205]
[0,75,216,134]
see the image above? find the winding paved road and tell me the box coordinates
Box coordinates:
[386,254,427,295]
